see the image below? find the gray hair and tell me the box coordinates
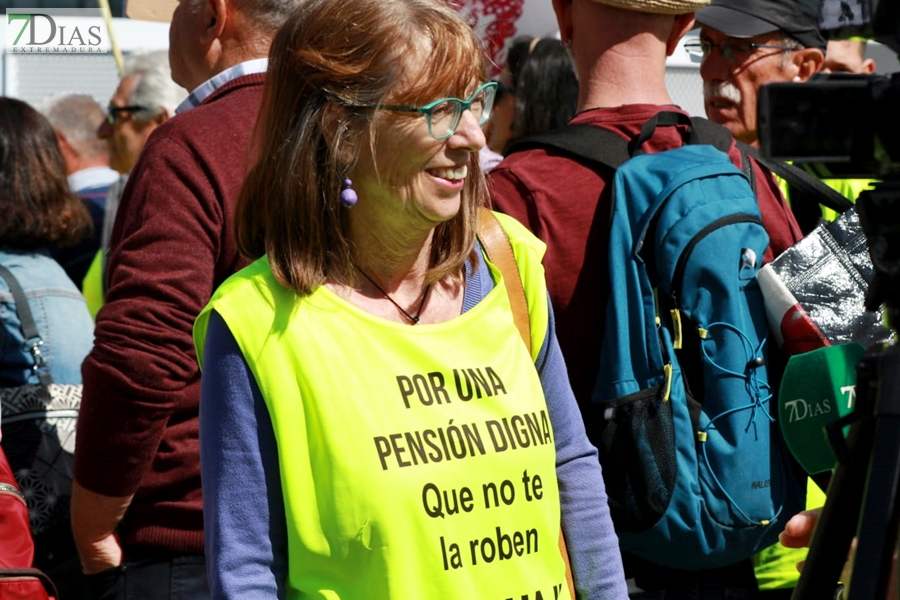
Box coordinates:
[37,93,108,159]
[123,50,188,122]
[232,0,298,33]
[184,0,296,32]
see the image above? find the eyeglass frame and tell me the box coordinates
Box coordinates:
[106,105,149,125]
[491,79,515,97]
[683,38,800,65]
[348,81,498,141]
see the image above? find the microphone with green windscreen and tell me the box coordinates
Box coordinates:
[778,343,866,490]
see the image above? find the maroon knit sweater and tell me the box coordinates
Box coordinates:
[73,74,264,553]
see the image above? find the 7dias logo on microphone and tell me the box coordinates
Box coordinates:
[778,343,866,477]
[5,8,110,54]
[783,385,856,423]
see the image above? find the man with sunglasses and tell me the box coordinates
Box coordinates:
[693,0,826,149]
[489,0,804,597]
[98,51,184,177]
[78,51,186,318]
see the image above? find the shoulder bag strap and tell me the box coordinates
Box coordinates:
[475,207,576,600]
[0,265,52,386]
[476,208,531,355]
[738,142,854,215]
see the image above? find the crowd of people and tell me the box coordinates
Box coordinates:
[0,0,888,598]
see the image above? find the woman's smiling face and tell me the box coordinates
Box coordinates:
[350,43,487,230]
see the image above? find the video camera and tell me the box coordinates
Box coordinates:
[758,0,900,318]
[758,0,899,179]
[756,3,900,599]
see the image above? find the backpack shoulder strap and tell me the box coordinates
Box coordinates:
[475,208,530,354]
[738,142,854,215]
[507,113,723,169]
[689,117,734,154]
[504,124,631,171]
[690,117,757,193]
[0,265,52,386]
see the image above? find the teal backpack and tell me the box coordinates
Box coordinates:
[510,112,806,569]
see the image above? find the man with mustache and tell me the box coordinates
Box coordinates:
[695,0,877,236]
[694,0,825,149]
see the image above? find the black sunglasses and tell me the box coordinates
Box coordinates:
[106,105,148,125]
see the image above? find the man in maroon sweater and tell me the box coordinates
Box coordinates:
[489,0,803,597]
[70,0,294,597]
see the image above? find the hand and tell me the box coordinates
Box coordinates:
[780,507,854,587]
[781,507,897,599]
[779,508,820,549]
[70,479,133,575]
[78,531,124,575]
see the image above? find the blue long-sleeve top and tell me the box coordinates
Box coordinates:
[199,252,628,599]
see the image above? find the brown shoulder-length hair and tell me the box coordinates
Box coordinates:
[0,97,92,250]
[236,0,488,296]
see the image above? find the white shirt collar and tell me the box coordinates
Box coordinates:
[175,58,269,115]
[68,166,120,193]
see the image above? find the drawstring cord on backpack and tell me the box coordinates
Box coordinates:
[696,320,781,526]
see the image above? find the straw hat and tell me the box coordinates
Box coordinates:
[126,0,177,22]
[590,0,710,15]
[126,0,706,22]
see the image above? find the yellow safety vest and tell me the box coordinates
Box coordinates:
[195,212,570,600]
[753,480,826,589]
[81,249,103,319]
[777,175,874,222]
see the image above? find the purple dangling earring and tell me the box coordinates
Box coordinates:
[340,178,358,208]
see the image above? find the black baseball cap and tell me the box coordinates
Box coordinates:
[695,0,826,51]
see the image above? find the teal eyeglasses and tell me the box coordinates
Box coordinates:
[351,81,498,141]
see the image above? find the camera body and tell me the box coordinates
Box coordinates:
[758,73,899,178]
[757,0,900,178]
[757,0,900,311]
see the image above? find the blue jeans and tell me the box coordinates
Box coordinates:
[83,549,210,600]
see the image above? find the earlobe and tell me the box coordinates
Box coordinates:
[55,131,71,152]
[794,48,825,82]
[153,109,170,125]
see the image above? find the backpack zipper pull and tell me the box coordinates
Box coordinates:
[671,307,683,350]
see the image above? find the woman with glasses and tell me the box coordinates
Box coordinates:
[192,0,627,598]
